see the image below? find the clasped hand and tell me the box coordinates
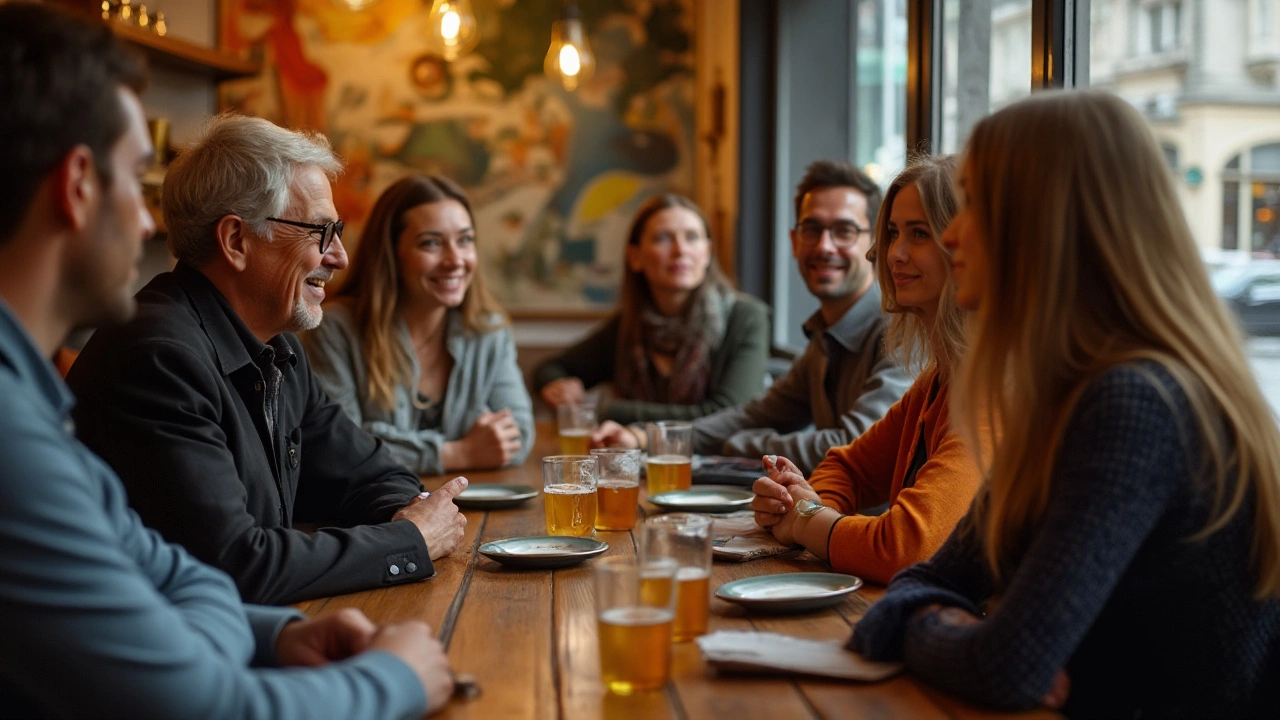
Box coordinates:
[749,455,820,545]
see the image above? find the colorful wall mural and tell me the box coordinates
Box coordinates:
[218,0,697,314]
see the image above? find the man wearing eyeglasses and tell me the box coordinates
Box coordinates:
[68,114,469,606]
[596,160,912,473]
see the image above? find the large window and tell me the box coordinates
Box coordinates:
[1089,0,1280,413]
[939,0,1032,153]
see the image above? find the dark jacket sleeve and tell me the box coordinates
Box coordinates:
[70,336,430,606]
[530,315,621,394]
[603,298,771,424]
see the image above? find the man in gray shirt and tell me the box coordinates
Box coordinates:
[595,161,911,473]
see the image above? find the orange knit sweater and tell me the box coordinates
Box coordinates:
[807,366,981,585]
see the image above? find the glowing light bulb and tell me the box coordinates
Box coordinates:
[544,4,594,92]
[426,0,478,61]
[441,9,460,41]
[559,44,581,77]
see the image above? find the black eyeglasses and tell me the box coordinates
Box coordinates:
[266,217,344,254]
[795,219,869,247]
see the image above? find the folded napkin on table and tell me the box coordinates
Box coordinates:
[696,630,903,681]
[710,510,799,562]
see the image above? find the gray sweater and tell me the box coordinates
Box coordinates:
[305,304,534,475]
[692,285,912,474]
[852,362,1280,718]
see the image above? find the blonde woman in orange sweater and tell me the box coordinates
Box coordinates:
[751,154,979,585]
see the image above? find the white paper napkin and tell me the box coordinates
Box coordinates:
[696,630,904,682]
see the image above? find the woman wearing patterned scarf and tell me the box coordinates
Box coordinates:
[534,194,770,424]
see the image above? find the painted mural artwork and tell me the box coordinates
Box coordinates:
[218,0,696,314]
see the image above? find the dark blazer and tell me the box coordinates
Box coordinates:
[68,263,431,605]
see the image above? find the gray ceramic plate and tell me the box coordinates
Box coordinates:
[648,486,754,513]
[715,573,864,613]
[453,484,539,510]
[478,536,609,569]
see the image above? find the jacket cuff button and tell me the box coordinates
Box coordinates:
[388,564,400,576]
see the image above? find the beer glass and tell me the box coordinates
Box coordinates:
[591,448,641,531]
[642,514,712,641]
[557,403,597,455]
[645,421,692,495]
[542,455,597,537]
[594,555,678,694]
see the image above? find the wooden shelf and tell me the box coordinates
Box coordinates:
[108,20,260,82]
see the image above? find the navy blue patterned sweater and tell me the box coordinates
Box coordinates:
[851,362,1280,718]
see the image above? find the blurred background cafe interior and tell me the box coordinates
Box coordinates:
[44,0,1280,412]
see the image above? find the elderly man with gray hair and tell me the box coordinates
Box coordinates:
[68,114,469,606]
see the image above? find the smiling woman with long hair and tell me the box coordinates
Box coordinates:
[304,174,533,474]
[749,154,980,585]
[851,90,1280,718]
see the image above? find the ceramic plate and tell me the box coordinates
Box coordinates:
[715,573,864,613]
[453,484,539,510]
[648,486,755,513]
[478,536,609,569]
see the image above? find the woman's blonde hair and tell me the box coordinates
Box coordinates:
[872,154,965,375]
[325,174,508,411]
[955,89,1280,597]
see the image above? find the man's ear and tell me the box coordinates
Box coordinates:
[54,145,98,234]
[215,215,251,272]
[789,227,801,260]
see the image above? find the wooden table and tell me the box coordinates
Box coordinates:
[297,424,1055,720]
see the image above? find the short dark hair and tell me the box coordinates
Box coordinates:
[793,160,883,228]
[0,2,147,246]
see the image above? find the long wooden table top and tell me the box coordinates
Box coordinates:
[296,423,1056,719]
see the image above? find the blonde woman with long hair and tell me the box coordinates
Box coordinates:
[750,154,981,585]
[305,174,533,473]
[852,91,1280,718]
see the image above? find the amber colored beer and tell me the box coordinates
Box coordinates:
[646,454,692,495]
[543,483,597,537]
[672,567,710,641]
[597,606,674,694]
[595,480,639,531]
[558,428,591,455]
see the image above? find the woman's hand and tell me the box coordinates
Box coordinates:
[750,455,819,545]
[445,410,521,470]
[540,377,585,410]
[590,420,642,450]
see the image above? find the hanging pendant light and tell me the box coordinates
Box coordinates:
[425,0,479,62]
[544,2,594,92]
[331,0,381,10]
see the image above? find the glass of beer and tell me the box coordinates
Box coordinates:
[642,514,712,642]
[591,448,641,531]
[594,555,678,694]
[542,455,597,537]
[645,421,693,495]
[557,403,597,455]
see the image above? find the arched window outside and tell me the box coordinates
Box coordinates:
[1223,143,1280,255]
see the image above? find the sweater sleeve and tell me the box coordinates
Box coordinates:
[531,317,620,394]
[602,299,771,424]
[717,349,912,474]
[803,378,981,585]
[863,366,1194,710]
[481,327,535,466]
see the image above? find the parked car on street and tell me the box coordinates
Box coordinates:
[1212,260,1280,336]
